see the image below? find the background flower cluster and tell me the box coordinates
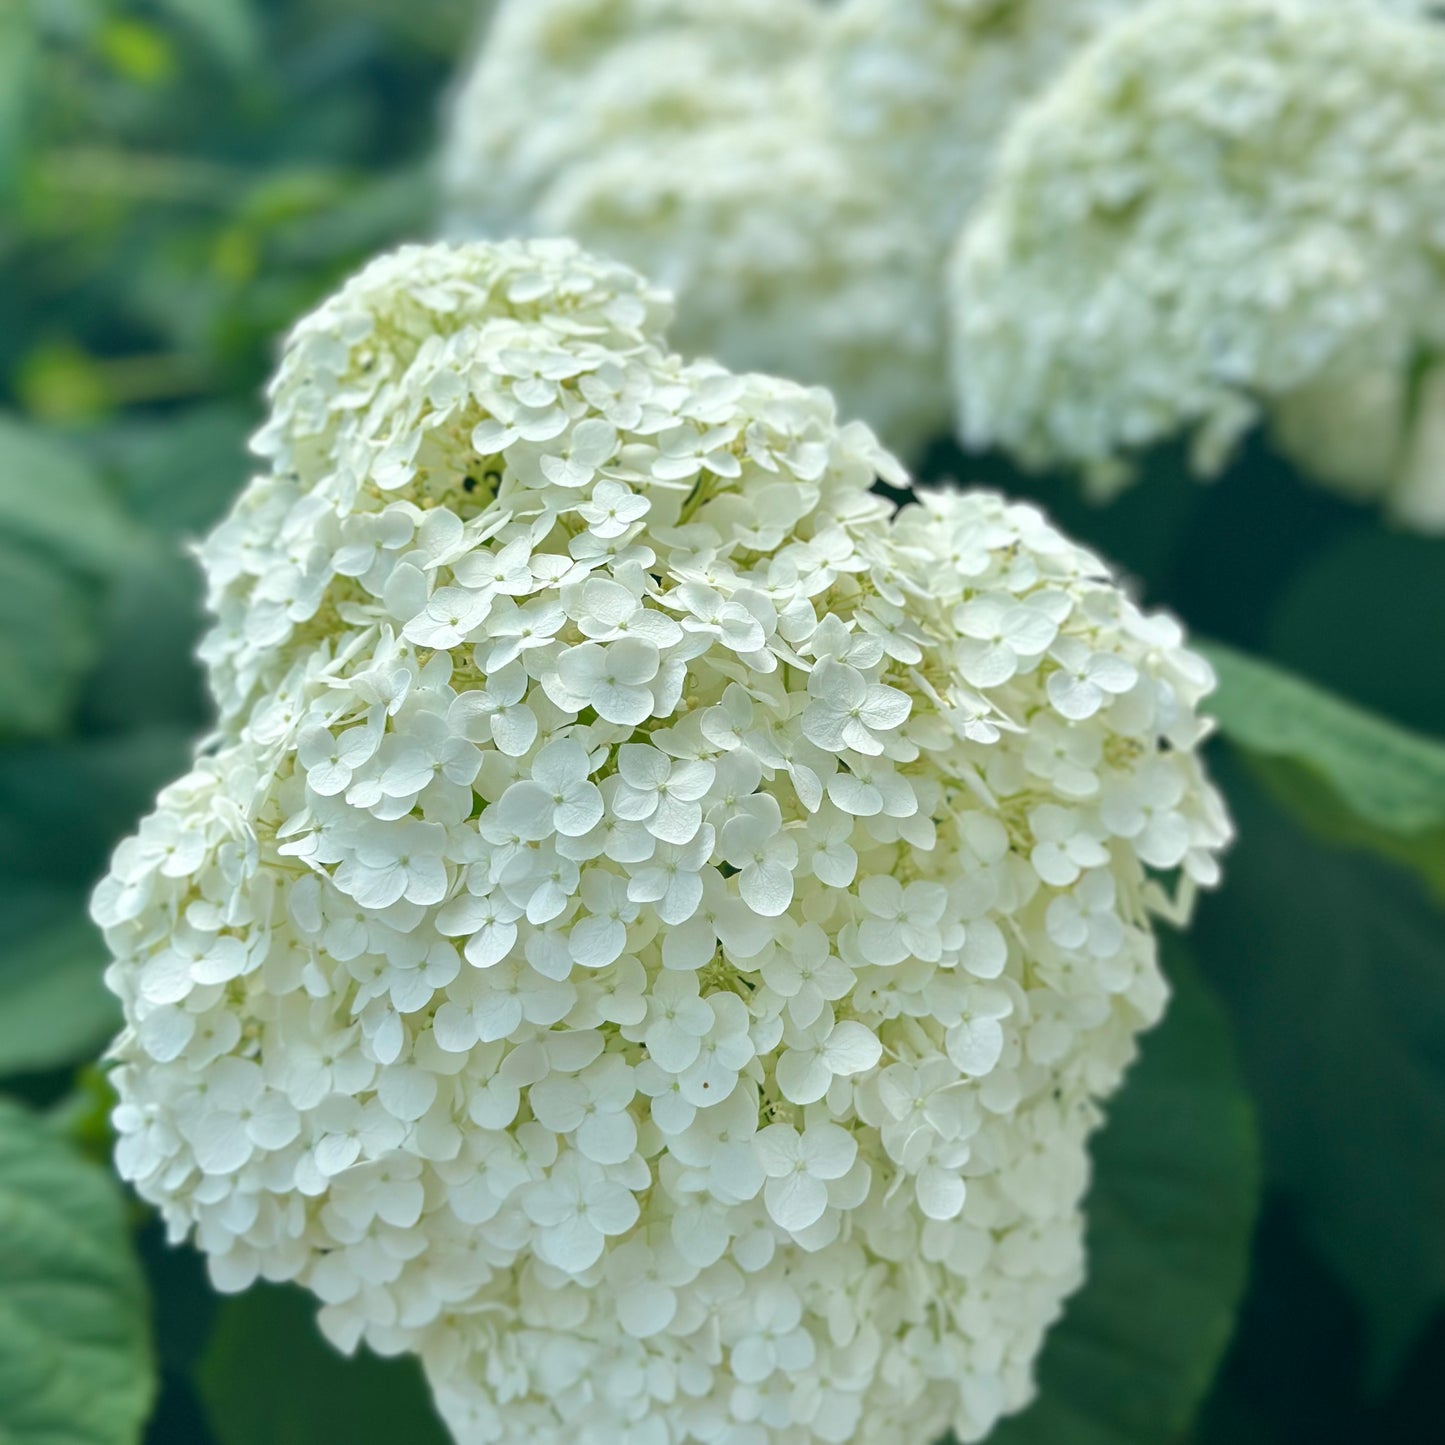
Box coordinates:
[446,0,1445,534]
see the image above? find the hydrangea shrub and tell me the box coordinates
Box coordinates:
[948,0,1445,525]
[95,239,1229,1444]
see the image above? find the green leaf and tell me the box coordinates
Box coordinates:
[991,945,1260,1445]
[0,4,37,198]
[1201,642,1445,894]
[1194,758,1445,1387]
[0,727,192,888]
[98,402,252,537]
[80,537,210,733]
[1267,529,1445,737]
[74,404,244,733]
[0,1098,155,1444]
[264,165,437,267]
[152,0,259,70]
[0,544,100,738]
[1189,1381,1281,1445]
[1202,642,1445,838]
[0,889,118,1081]
[1243,753,1445,901]
[196,1284,449,1445]
[0,414,136,579]
[0,415,141,737]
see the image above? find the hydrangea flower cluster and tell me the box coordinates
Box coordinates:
[440,0,1136,453]
[826,0,1139,250]
[95,239,1230,1445]
[440,0,821,241]
[948,0,1445,526]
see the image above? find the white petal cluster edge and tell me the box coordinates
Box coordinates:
[948,0,1445,524]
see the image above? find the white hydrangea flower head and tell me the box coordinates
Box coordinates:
[441,0,948,453]
[96,239,1230,1445]
[948,0,1445,526]
[825,0,1142,248]
[441,0,821,239]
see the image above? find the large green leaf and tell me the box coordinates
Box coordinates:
[75,405,246,733]
[0,544,100,739]
[1266,530,1445,738]
[0,1099,155,1444]
[1202,643,1445,893]
[0,727,192,888]
[79,539,210,733]
[1193,759,1445,1386]
[0,888,119,1081]
[0,416,138,737]
[0,415,136,579]
[1202,642,1445,838]
[1188,1201,1445,1445]
[98,404,252,537]
[991,944,1259,1445]
[196,1284,449,1445]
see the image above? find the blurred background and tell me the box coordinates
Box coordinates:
[0,2,1442,1444]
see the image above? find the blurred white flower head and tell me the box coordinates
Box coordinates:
[95,239,1229,1445]
[949,0,1445,528]
[825,0,1142,248]
[441,0,1141,454]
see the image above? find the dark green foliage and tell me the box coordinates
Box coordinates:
[1193,761,1445,1387]
[0,888,121,1079]
[197,1285,450,1445]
